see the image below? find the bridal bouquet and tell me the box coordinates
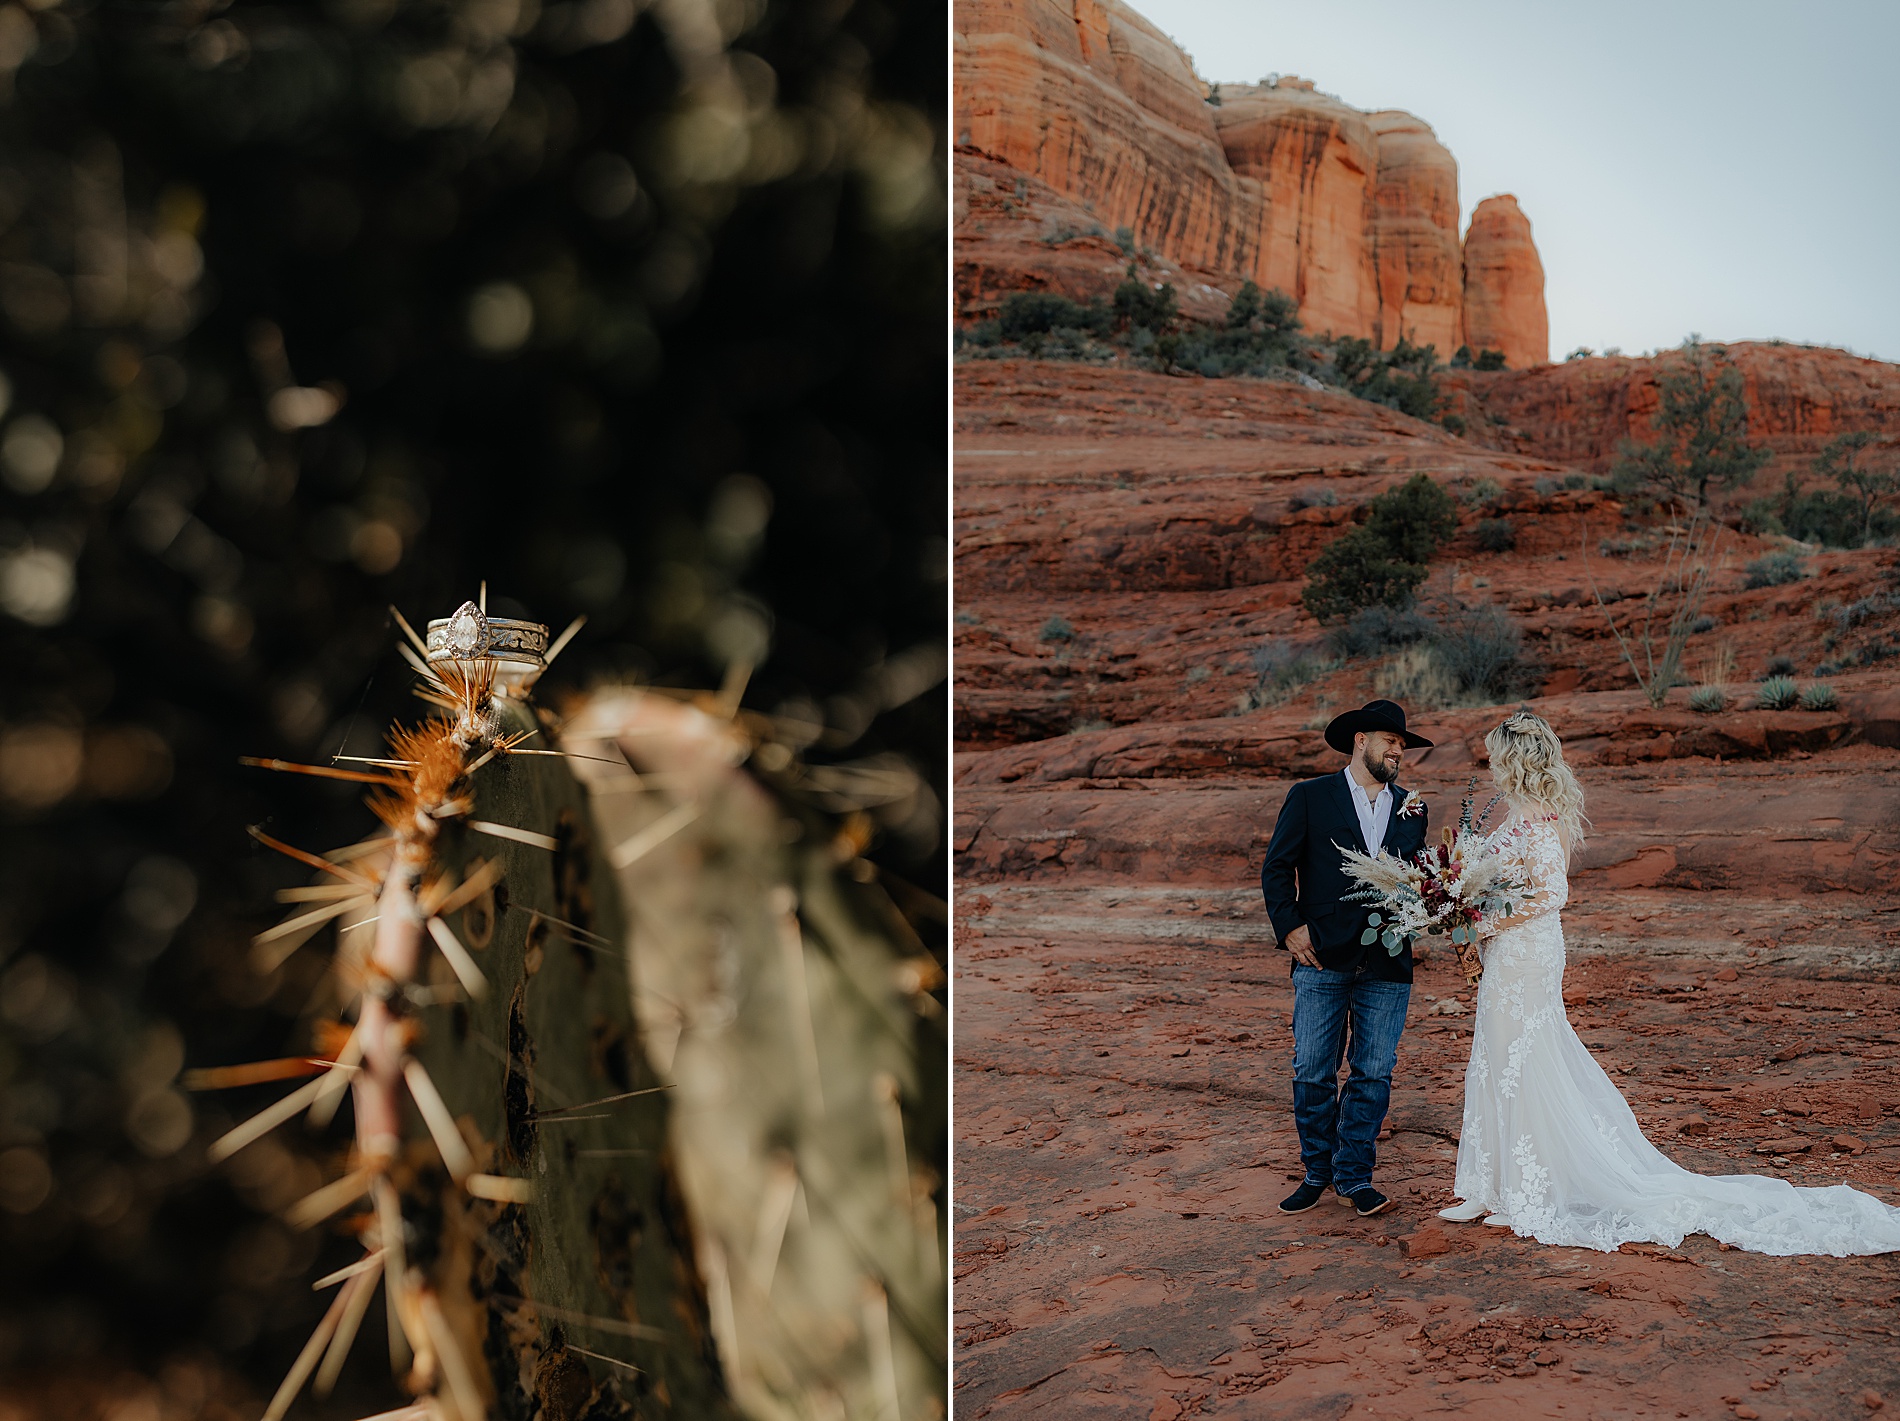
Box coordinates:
[1340,782,1531,985]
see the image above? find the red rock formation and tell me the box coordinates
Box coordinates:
[1444,341,1900,476]
[1462,194,1548,369]
[1209,80,1378,340]
[1367,110,1464,354]
[953,0,1550,352]
[954,0,1264,280]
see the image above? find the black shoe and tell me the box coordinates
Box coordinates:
[1348,1186,1395,1218]
[1278,1181,1329,1214]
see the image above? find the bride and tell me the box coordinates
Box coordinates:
[1436,709,1900,1255]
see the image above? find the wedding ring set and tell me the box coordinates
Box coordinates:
[425,600,549,691]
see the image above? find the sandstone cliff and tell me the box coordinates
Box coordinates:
[954,0,1551,363]
[1462,194,1548,372]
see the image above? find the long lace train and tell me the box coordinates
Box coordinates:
[1453,816,1900,1257]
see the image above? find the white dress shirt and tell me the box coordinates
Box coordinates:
[1343,767,1393,854]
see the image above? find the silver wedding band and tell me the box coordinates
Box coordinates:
[426,601,549,667]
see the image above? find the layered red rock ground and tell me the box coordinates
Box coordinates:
[953,355,1900,1418]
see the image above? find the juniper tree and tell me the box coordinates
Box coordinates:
[1610,338,1768,510]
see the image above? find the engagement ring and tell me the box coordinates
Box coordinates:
[426,601,549,668]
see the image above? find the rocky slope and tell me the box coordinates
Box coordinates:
[1448,341,1900,478]
[952,352,1900,1418]
[954,0,1550,365]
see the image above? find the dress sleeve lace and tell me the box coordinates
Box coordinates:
[1498,817,1569,928]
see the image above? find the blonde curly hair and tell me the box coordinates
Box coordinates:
[1484,709,1588,860]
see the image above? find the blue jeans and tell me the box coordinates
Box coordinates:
[1290,964,1411,1195]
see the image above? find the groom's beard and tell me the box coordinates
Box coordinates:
[1362,747,1400,783]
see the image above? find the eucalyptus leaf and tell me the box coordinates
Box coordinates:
[1360,929,1378,946]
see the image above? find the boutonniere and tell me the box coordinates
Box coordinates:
[1396,791,1426,819]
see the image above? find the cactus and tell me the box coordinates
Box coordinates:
[1799,682,1839,712]
[1688,685,1726,714]
[1757,676,1799,711]
[213,598,945,1421]
[216,602,727,1421]
[562,690,946,1421]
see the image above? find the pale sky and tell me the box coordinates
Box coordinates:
[1136,0,1899,362]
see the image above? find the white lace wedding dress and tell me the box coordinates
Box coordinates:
[1453,813,1900,1256]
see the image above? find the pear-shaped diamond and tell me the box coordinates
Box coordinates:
[445,600,487,657]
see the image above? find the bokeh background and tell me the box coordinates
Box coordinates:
[0,0,942,1409]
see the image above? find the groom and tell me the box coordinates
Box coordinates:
[1260,699,1432,1219]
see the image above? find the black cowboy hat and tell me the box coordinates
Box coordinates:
[1323,699,1434,754]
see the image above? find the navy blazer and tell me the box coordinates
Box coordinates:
[1259,771,1430,983]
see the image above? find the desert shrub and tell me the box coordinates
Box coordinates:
[1745,551,1807,589]
[1114,226,1136,255]
[1441,413,1467,436]
[1815,661,1841,677]
[1690,614,1718,634]
[1166,281,1304,376]
[1835,591,1900,631]
[1302,528,1428,624]
[1328,606,1436,659]
[1365,475,1459,563]
[1473,348,1507,371]
[1242,639,1336,710]
[1375,645,1457,708]
[1757,676,1798,710]
[998,291,1112,339]
[1288,486,1339,511]
[1475,518,1516,552]
[1563,473,1588,490]
[1534,476,1559,497]
[1800,683,1839,711]
[1432,601,1536,702]
[1113,264,1178,331]
[1040,615,1076,642]
[1762,654,1797,678]
[1463,476,1504,508]
[1302,476,1457,623]
[1689,686,1726,713]
[1329,336,1442,421]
